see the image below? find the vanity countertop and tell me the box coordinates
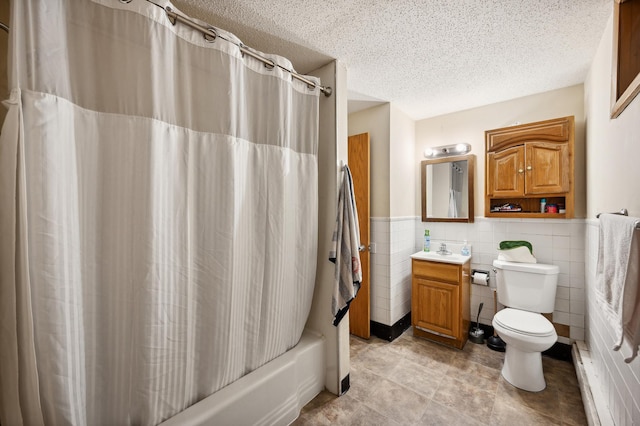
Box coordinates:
[410,251,471,265]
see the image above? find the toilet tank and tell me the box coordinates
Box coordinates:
[493,259,559,313]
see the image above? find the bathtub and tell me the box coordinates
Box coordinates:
[159,329,326,426]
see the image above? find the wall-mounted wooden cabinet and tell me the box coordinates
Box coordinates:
[411,259,470,349]
[485,116,574,218]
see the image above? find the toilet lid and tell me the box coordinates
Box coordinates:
[494,308,556,337]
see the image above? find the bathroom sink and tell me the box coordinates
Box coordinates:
[410,251,471,265]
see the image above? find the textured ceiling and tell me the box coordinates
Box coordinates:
[171,0,612,120]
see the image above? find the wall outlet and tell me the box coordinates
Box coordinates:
[369,243,376,253]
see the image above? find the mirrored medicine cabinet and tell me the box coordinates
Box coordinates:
[421,154,475,223]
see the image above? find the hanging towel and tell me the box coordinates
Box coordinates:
[329,165,362,326]
[596,214,640,363]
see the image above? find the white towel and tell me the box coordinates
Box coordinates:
[596,214,640,363]
[329,165,362,326]
[497,246,537,263]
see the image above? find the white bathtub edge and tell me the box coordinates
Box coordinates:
[159,329,326,426]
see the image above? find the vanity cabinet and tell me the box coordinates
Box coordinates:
[485,116,574,218]
[411,258,470,349]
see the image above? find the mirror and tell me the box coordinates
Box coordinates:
[421,154,475,222]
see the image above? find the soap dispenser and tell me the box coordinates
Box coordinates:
[461,240,470,256]
[423,230,430,252]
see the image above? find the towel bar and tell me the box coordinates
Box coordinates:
[596,208,628,218]
[596,208,640,229]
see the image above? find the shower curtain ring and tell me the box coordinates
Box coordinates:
[165,7,177,25]
[204,27,217,42]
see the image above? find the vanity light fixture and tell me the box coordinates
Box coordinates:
[423,143,471,158]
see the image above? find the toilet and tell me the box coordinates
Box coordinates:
[492,259,559,392]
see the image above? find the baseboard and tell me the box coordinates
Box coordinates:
[370,312,412,342]
[340,374,350,395]
[573,341,614,426]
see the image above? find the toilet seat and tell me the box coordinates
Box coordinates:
[494,308,555,337]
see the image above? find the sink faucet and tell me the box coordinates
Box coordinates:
[437,243,452,255]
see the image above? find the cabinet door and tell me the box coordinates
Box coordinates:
[525,142,569,194]
[413,278,459,338]
[487,146,524,197]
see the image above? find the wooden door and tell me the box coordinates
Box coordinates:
[525,142,570,194]
[348,133,370,339]
[487,146,524,198]
[413,278,459,338]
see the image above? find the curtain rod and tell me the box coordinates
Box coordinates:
[143,1,332,97]
[0,8,333,97]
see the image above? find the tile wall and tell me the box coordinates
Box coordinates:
[370,217,415,326]
[585,220,640,425]
[370,216,586,344]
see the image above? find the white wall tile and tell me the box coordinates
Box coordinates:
[552,223,571,236]
[553,311,570,325]
[407,218,591,338]
[570,248,585,262]
[556,285,570,299]
[570,313,584,328]
[555,298,570,313]
[552,235,571,249]
[552,247,570,261]
[570,287,585,301]
[570,326,584,341]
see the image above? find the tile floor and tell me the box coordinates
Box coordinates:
[294,327,587,425]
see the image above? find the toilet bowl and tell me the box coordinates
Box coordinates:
[492,308,557,392]
[492,259,559,392]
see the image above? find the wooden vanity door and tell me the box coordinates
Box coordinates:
[487,145,524,198]
[413,278,459,338]
[525,142,570,194]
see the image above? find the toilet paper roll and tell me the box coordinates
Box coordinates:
[472,272,489,286]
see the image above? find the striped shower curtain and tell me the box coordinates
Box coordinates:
[0,1,320,424]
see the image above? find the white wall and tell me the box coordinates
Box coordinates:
[390,105,416,218]
[306,60,350,395]
[348,104,391,217]
[584,11,640,425]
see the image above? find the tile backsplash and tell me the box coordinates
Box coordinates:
[369,216,586,344]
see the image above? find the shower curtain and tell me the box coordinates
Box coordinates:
[448,163,462,218]
[0,1,320,424]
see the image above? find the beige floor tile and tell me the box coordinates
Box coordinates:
[386,358,445,398]
[293,392,361,425]
[489,395,563,426]
[416,400,487,425]
[368,378,431,424]
[495,378,562,419]
[299,328,586,426]
[348,363,386,403]
[446,354,502,392]
[352,342,403,376]
[432,375,497,419]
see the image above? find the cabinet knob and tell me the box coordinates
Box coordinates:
[527,165,532,170]
[518,169,524,173]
